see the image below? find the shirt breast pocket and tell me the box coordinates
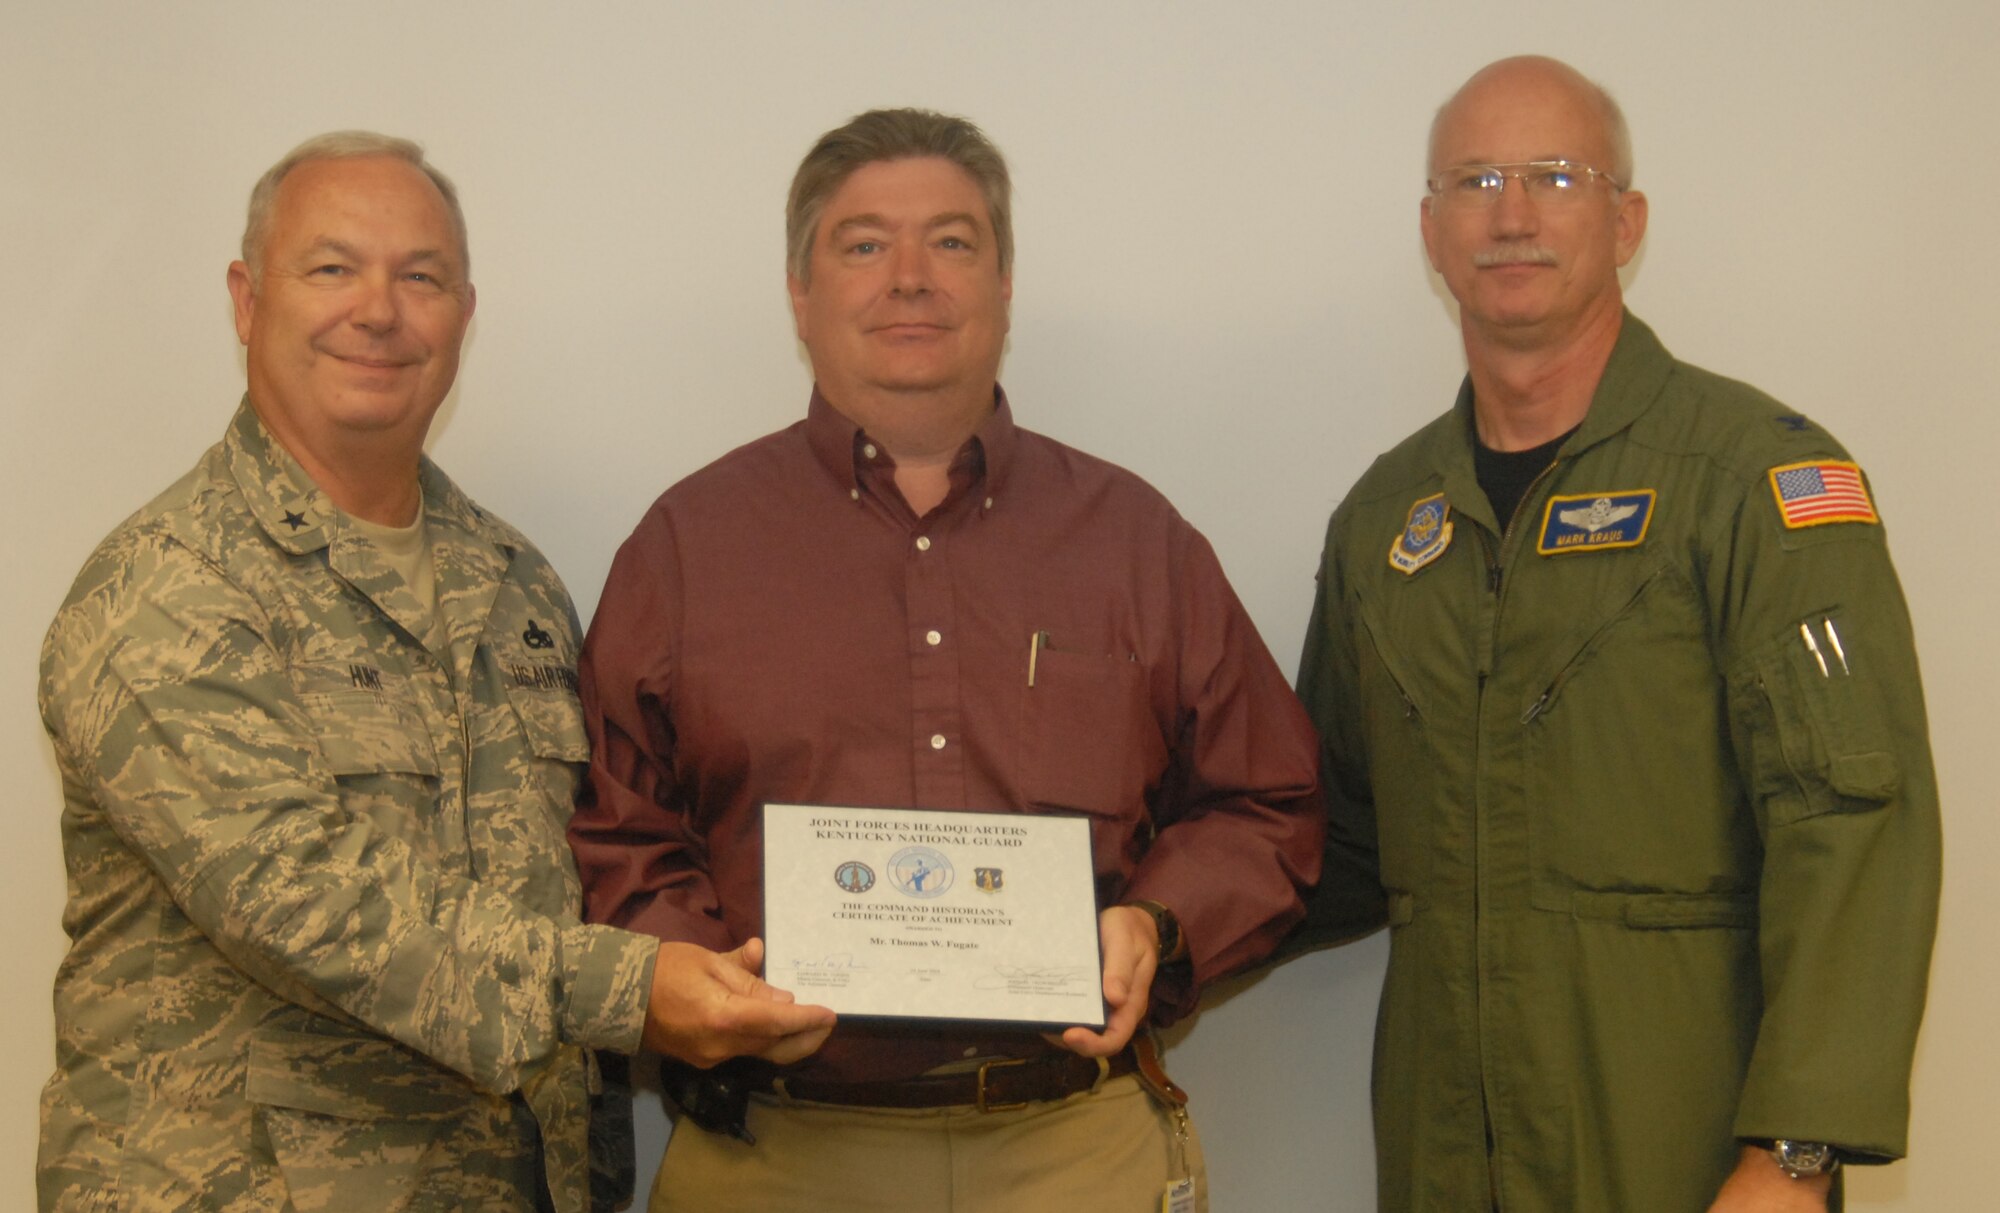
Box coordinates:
[1019,644,1164,819]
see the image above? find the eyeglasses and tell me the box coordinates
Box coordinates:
[1427,161,1624,210]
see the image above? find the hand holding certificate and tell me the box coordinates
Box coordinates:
[762,804,1106,1029]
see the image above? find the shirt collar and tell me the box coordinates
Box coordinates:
[803,384,1020,504]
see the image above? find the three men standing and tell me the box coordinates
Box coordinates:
[570,108,1322,1212]
[1294,56,1940,1212]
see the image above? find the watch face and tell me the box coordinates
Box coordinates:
[1773,1140,1836,1177]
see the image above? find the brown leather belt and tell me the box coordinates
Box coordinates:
[770,1048,1137,1113]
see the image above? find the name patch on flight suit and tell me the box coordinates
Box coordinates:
[1535,490,1656,555]
[1389,493,1454,575]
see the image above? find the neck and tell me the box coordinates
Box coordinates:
[1463,302,1623,451]
[826,382,994,517]
[252,404,426,526]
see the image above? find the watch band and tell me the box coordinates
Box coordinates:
[1126,900,1184,964]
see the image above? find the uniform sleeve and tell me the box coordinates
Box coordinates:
[570,506,734,951]
[1716,460,1941,1161]
[1119,523,1324,1019]
[38,532,658,1096]
[1275,510,1391,962]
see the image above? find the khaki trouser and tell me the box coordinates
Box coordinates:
[649,1074,1206,1213]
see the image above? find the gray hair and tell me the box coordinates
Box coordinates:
[1429,58,1635,188]
[242,130,468,280]
[786,108,1013,284]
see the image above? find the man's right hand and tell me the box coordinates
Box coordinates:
[640,938,836,1068]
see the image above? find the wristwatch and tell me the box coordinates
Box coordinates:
[1126,900,1185,964]
[1768,1140,1840,1179]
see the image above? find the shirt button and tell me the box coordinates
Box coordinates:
[849,488,860,501]
[862,443,878,460]
[925,629,942,646]
[915,536,932,552]
[983,497,994,510]
[930,734,947,750]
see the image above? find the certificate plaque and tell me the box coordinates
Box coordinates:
[761,804,1105,1029]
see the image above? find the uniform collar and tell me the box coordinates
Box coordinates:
[1427,311,1676,532]
[225,396,505,556]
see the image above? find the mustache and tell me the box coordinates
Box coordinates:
[1472,243,1558,268]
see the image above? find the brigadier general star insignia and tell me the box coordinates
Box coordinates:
[281,509,308,531]
[1389,493,1453,575]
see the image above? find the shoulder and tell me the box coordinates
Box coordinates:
[1330,409,1459,540]
[1010,425,1187,520]
[1634,356,1856,481]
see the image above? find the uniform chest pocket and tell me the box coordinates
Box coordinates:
[298,688,440,780]
[1351,595,1436,896]
[1519,560,1757,894]
[1020,643,1164,818]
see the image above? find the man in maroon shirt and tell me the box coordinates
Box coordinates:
[571,108,1322,1213]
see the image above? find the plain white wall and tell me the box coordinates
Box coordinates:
[5,2,1994,1207]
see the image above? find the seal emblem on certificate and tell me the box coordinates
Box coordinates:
[762,804,1105,1029]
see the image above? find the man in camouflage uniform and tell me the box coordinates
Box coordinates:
[36,132,833,1213]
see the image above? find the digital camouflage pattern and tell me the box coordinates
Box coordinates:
[38,402,658,1212]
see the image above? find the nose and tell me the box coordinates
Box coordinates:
[349,271,401,332]
[888,240,933,297]
[1488,175,1540,238]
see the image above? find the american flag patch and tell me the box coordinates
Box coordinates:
[1768,460,1878,529]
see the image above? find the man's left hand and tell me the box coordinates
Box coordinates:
[1057,905,1157,1058]
[1706,1145,1833,1212]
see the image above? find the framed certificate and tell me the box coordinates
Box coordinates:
[761,804,1105,1029]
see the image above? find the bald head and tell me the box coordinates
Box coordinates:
[1429,56,1633,187]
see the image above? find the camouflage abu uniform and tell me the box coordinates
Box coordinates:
[37,402,658,1213]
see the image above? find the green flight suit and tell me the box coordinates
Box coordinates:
[37,403,658,1213]
[1292,316,1940,1212]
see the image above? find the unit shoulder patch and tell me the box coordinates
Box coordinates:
[1536,490,1657,556]
[1388,493,1453,575]
[1768,460,1879,529]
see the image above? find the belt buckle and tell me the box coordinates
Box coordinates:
[974,1056,1030,1114]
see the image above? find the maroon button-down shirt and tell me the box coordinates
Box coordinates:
[572,389,1321,1083]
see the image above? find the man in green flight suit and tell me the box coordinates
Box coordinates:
[36,131,833,1213]
[1290,56,1941,1212]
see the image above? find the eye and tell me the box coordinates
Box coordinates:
[1458,168,1504,195]
[848,240,882,255]
[309,263,351,277]
[1534,166,1578,192]
[938,236,970,250]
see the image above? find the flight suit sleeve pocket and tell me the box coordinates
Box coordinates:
[1728,610,1901,830]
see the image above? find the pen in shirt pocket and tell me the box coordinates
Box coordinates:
[1028,630,1049,687]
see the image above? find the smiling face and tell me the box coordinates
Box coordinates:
[1420,58,1646,351]
[227,154,475,469]
[786,156,1011,430]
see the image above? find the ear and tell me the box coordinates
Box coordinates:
[786,271,810,343]
[226,261,256,345]
[462,281,478,323]
[1418,196,1442,273]
[1613,189,1649,267]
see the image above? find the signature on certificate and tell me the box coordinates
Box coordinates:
[789,953,869,971]
[973,964,1094,992]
